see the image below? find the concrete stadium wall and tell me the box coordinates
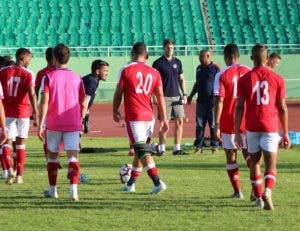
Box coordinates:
[30,54,300,100]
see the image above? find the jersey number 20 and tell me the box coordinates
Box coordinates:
[8,76,21,97]
[136,71,153,95]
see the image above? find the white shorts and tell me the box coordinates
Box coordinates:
[46,130,81,153]
[6,117,30,139]
[126,119,155,144]
[221,133,247,149]
[246,130,279,153]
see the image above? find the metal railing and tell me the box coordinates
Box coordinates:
[0,44,299,57]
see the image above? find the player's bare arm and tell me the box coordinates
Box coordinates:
[28,86,39,127]
[214,96,224,143]
[112,85,123,122]
[277,98,291,149]
[234,97,245,148]
[79,83,87,120]
[38,92,49,142]
[187,82,198,105]
[154,86,169,134]
[179,74,187,104]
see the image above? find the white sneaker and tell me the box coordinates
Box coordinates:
[230,191,244,199]
[121,183,136,192]
[150,181,167,194]
[14,175,23,184]
[255,198,264,209]
[263,190,274,210]
[70,185,79,201]
[5,169,16,185]
[44,186,58,199]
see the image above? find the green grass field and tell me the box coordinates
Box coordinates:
[0,137,299,230]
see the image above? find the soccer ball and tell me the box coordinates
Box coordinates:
[119,164,132,183]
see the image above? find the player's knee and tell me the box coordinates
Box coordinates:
[134,143,150,160]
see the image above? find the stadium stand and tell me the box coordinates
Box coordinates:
[0,0,299,49]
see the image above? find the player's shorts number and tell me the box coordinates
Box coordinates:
[8,76,21,97]
[136,71,153,95]
[253,80,269,105]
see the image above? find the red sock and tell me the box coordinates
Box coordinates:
[2,144,12,169]
[264,171,276,190]
[47,162,59,186]
[131,167,142,180]
[250,175,263,198]
[68,161,80,184]
[226,162,240,193]
[146,137,151,144]
[13,152,17,171]
[0,153,7,170]
[16,146,26,176]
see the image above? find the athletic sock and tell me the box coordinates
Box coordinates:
[2,144,12,169]
[16,145,26,176]
[144,163,160,186]
[68,157,80,184]
[264,171,276,190]
[12,152,17,172]
[47,159,59,186]
[226,162,241,193]
[127,167,142,186]
[250,175,263,198]
[159,144,165,153]
[173,144,181,152]
[0,150,8,171]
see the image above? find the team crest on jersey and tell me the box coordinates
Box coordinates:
[173,64,177,69]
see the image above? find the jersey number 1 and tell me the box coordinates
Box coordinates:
[253,80,269,105]
[8,76,21,97]
[136,72,153,95]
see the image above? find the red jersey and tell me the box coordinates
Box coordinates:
[0,66,35,118]
[35,66,56,92]
[218,64,251,133]
[237,66,286,132]
[118,62,162,122]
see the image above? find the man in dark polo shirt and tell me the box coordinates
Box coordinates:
[82,60,109,133]
[153,39,188,155]
[187,50,219,153]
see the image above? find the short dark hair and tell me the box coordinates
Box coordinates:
[269,53,281,60]
[45,47,54,64]
[132,42,147,56]
[16,48,31,62]
[0,55,14,67]
[54,43,70,64]
[163,39,174,48]
[251,44,268,63]
[91,59,109,72]
[224,44,240,59]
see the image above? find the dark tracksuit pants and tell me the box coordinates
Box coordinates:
[193,100,218,148]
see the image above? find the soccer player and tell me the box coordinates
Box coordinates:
[214,44,251,199]
[187,50,220,154]
[235,44,290,210]
[35,47,55,97]
[113,42,168,193]
[153,39,188,155]
[38,44,86,201]
[0,82,7,178]
[0,48,38,185]
[82,59,109,133]
[266,53,281,69]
